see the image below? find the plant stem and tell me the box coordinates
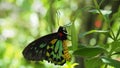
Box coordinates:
[104,64,108,68]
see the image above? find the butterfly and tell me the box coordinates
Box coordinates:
[22,26,71,65]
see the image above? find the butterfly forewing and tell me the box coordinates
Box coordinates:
[22,33,58,61]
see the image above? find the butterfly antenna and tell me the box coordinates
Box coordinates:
[56,10,60,26]
[63,22,72,27]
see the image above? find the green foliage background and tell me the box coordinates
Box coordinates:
[0,0,120,68]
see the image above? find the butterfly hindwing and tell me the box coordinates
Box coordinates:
[45,39,66,65]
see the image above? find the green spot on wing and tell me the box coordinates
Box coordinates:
[35,50,39,53]
[54,40,63,58]
[39,43,46,48]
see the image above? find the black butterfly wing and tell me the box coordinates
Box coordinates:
[22,33,58,61]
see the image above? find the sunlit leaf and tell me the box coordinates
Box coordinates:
[89,9,112,15]
[101,57,120,68]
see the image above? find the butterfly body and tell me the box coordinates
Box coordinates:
[22,26,71,65]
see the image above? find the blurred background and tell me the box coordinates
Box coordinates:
[0,0,120,68]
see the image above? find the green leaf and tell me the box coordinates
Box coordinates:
[110,41,120,53]
[71,23,78,51]
[73,47,106,57]
[101,57,120,68]
[73,46,107,57]
[80,30,108,38]
[85,57,103,68]
[116,26,120,40]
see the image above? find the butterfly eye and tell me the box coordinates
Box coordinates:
[62,28,67,34]
[63,27,65,30]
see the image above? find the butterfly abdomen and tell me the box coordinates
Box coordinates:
[63,40,71,61]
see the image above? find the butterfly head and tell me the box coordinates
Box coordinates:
[58,26,67,34]
[58,26,67,40]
